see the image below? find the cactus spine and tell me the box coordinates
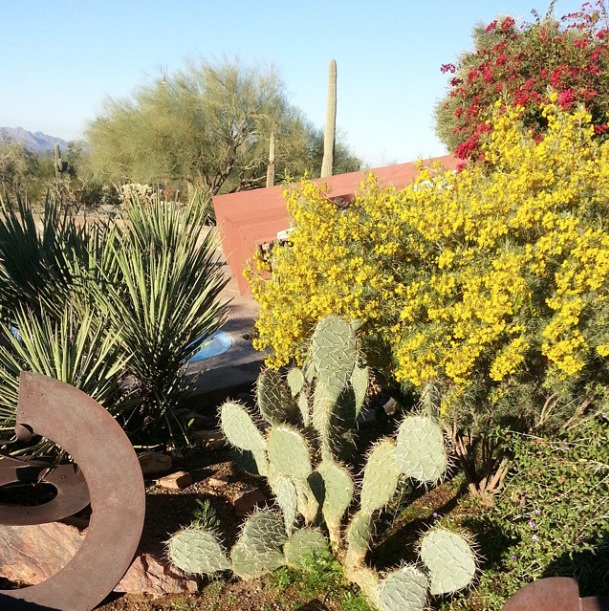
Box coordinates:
[167,315,477,608]
[320,59,337,179]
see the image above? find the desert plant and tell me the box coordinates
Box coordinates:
[95,195,229,445]
[168,315,477,610]
[248,100,609,495]
[442,414,609,610]
[435,1,609,160]
[321,59,337,178]
[0,303,131,454]
[0,195,114,319]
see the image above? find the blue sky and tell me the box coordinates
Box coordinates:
[1,0,586,167]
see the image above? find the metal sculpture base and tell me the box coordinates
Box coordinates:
[503,577,609,610]
[0,373,145,611]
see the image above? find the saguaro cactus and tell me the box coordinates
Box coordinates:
[320,59,337,179]
[54,143,68,178]
[167,315,477,610]
[266,132,275,188]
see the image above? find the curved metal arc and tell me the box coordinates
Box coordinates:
[0,457,89,525]
[0,373,146,611]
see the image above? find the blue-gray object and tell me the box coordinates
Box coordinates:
[189,330,232,362]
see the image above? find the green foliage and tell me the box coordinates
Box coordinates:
[87,58,360,200]
[192,498,220,530]
[95,196,228,444]
[0,194,227,451]
[445,416,609,610]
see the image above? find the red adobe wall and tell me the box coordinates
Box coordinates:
[212,155,459,295]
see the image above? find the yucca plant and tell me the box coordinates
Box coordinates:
[0,194,114,320]
[96,196,229,446]
[0,303,131,455]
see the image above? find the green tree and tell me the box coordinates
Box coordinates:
[87,59,360,199]
[0,140,52,199]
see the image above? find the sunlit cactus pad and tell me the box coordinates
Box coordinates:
[283,528,328,568]
[377,566,429,611]
[231,510,287,579]
[220,401,266,453]
[420,528,477,595]
[395,415,448,483]
[167,527,230,575]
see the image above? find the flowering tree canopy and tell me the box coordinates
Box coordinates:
[435,1,609,160]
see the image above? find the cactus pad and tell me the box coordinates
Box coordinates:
[221,401,266,454]
[311,315,357,401]
[346,510,373,566]
[360,439,400,514]
[257,368,299,424]
[283,528,328,568]
[395,415,448,483]
[268,470,299,534]
[298,391,310,427]
[267,424,312,479]
[351,365,369,415]
[377,566,429,611]
[287,367,305,397]
[167,527,230,575]
[420,528,477,595]
[230,510,287,579]
[317,460,354,527]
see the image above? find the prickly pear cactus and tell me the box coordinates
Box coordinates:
[283,528,328,568]
[167,314,477,611]
[231,510,287,579]
[257,368,300,425]
[420,528,477,595]
[395,415,448,483]
[377,567,429,611]
[167,526,230,575]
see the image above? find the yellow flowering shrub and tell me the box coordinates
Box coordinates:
[247,102,609,430]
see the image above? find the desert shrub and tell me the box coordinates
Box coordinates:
[249,101,609,441]
[435,1,609,160]
[442,415,609,610]
[0,195,228,450]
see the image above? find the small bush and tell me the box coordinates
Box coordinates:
[444,415,609,610]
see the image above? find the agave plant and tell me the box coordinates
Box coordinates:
[95,196,229,445]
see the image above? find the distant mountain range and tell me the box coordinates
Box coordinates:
[0,127,69,154]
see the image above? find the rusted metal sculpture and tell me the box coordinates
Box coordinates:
[503,577,609,610]
[0,372,146,611]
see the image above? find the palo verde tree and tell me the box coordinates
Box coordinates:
[87,59,360,200]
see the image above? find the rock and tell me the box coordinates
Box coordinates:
[156,470,193,490]
[0,521,198,596]
[116,542,199,595]
[232,487,266,517]
[138,451,172,476]
[205,476,230,489]
[193,429,225,450]
[0,519,85,585]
